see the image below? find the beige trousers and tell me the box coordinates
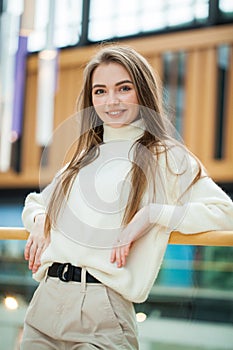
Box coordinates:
[20,270,139,350]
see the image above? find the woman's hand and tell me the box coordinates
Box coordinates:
[110,241,132,268]
[24,214,50,273]
[110,206,151,268]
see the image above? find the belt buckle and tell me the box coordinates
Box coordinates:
[57,263,74,282]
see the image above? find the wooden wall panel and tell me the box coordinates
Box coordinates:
[225,47,233,161]
[22,71,40,175]
[199,48,218,162]
[148,55,163,83]
[185,48,218,162]
[183,49,204,155]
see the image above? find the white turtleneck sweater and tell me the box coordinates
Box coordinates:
[22,120,233,303]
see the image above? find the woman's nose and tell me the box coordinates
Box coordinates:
[106,91,120,105]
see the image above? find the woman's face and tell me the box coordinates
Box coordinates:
[91,62,139,128]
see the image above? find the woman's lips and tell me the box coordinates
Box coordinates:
[106,110,126,117]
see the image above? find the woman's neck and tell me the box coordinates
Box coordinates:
[103,119,145,143]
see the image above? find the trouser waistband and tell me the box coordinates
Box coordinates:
[47,262,101,284]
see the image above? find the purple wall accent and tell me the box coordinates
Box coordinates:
[11,35,28,140]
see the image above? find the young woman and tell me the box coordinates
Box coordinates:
[21,45,233,349]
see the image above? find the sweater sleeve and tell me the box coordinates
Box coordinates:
[22,191,46,231]
[149,177,233,233]
[22,166,66,231]
[149,147,233,233]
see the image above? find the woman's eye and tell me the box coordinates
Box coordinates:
[94,89,105,95]
[120,85,131,92]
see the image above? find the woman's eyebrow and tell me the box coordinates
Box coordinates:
[115,79,133,86]
[92,84,105,90]
[92,80,133,90]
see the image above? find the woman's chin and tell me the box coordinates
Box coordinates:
[106,121,125,128]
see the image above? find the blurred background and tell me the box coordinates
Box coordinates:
[0,0,233,349]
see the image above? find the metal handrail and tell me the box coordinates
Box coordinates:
[0,227,233,246]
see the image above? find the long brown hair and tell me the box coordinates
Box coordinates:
[44,44,201,236]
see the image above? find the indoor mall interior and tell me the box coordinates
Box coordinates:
[0,1,233,349]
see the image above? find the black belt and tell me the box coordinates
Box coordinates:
[48,263,101,283]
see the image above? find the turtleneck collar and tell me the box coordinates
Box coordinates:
[103,119,145,143]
